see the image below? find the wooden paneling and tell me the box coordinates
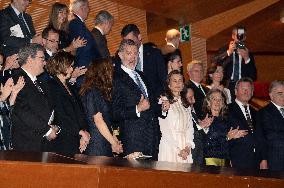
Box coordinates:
[0,0,147,56]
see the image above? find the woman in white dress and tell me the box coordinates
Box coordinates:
[158,70,195,163]
[206,64,232,104]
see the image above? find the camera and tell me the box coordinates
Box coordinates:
[236,28,246,49]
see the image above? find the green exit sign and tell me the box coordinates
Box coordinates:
[179,25,190,42]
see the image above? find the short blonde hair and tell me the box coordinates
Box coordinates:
[187,60,203,72]
[166,29,180,42]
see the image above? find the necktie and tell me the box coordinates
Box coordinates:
[198,85,206,96]
[136,54,142,71]
[18,13,31,34]
[243,105,253,133]
[280,108,284,118]
[133,71,147,98]
[191,110,199,125]
[232,52,239,81]
[34,80,44,94]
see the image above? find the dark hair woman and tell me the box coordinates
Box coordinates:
[158,70,194,163]
[80,58,123,156]
[46,51,90,154]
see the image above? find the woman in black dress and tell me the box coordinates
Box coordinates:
[46,51,90,154]
[202,89,247,166]
[80,58,123,156]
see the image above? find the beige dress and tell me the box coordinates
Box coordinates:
[158,97,195,163]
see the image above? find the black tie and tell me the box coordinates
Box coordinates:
[34,80,44,94]
[191,110,199,125]
[198,85,206,96]
[232,52,239,81]
[18,13,30,35]
[243,105,253,133]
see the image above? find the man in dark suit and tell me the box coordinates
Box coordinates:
[11,44,58,152]
[41,27,59,61]
[227,77,258,169]
[112,39,168,157]
[68,0,100,85]
[91,10,113,58]
[119,24,167,159]
[215,26,257,98]
[185,60,209,120]
[257,80,284,171]
[0,0,42,57]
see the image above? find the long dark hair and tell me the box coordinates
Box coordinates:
[162,70,184,104]
[79,58,114,102]
[47,2,68,31]
[206,63,225,85]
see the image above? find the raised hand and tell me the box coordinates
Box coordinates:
[71,37,87,49]
[0,78,14,102]
[9,76,25,105]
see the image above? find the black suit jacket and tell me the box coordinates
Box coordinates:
[11,69,52,152]
[91,27,110,58]
[46,77,88,154]
[112,67,156,156]
[0,5,36,56]
[227,101,258,169]
[215,46,257,82]
[185,80,209,119]
[257,102,284,171]
[142,45,167,100]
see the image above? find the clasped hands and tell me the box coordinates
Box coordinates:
[111,135,123,154]
[227,126,248,140]
[178,146,191,160]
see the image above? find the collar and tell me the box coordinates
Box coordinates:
[121,64,135,75]
[11,4,21,16]
[235,99,249,108]
[190,80,201,88]
[22,68,37,82]
[45,49,52,57]
[271,101,284,110]
[167,42,176,49]
[95,26,104,35]
[74,13,84,22]
[139,44,143,55]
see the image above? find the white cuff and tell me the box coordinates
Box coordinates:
[44,128,52,137]
[245,58,251,64]
[136,105,140,117]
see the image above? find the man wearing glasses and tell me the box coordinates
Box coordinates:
[42,27,60,61]
[0,0,42,57]
[11,44,59,152]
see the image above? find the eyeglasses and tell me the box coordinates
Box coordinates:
[34,56,46,62]
[44,38,61,44]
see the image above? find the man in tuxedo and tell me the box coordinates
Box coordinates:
[91,10,113,58]
[11,44,58,152]
[68,0,100,85]
[185,60,209,119]
[257,80,284,171]
[215,26,257,97]
[227,77,258,169]
[0,0,42,57]
[112,39,168,157]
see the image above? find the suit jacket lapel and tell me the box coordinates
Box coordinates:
[233,102,249,128]
[119,68,142,96]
